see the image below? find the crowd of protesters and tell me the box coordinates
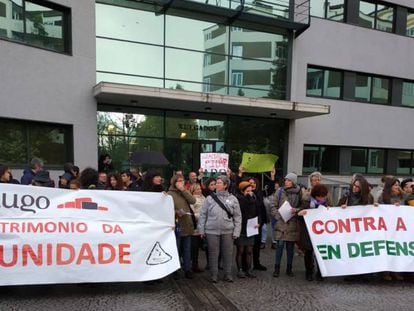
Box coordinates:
[1,155,413,284]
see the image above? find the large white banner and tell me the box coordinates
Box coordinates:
[303,205,414,277]
[0,184,180,285]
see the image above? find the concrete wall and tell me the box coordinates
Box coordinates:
[288,2,414,175]
[0,0,97,171]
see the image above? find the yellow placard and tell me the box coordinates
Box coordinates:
[241,153,278,173]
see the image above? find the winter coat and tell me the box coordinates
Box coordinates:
[198,190,241,237]
[236,193,261,236]
[338,191,374,206]
[168,179,196,237]
[270,186,304,241]
[20,168,35,185]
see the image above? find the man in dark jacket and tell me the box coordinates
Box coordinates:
[21,158,43,185]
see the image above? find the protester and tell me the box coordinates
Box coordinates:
[185,171,201,190]
[106,173,124,190]
[98,154,114,173]
[69,179,81,190]
[130,167,144,188]
[140,169,164,192]
[32,170,55,188]
[298,184,330,281]
[198,175,241,283]
[0,165,11,183]
[202,177,216,197]
[21,158,43,185]
[338,176,374,207]
[168,174,196,279]
[400,178,413,194]
[79,167,99,190]
[121,170,138,191]
[189,183,205,273]
[235,181,261,278]
[271,173,304,277]
[98,171,108,189]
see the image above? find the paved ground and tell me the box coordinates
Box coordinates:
[0,245,413,311]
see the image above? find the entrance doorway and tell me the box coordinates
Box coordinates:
[165,139,225,175]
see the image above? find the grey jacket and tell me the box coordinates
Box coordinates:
[198,191,241,237]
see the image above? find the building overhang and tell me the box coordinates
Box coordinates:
[94,82,330,119]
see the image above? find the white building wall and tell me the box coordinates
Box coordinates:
[0,0,97,171]
[289,6,414,174]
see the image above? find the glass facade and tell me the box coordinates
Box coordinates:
[354,73,389,104]
[96,3,289,100]
[98,108,287,177]
[0,0,70,53]
[407,10,414,37]
[310,0,345,21]
[0,118,73,167]
[302,145,339,174]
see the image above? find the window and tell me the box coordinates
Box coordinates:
[355,73,389,104]
[306,66,342,98]
[231,71,243,86]
[203,77,211,92]
[0,2,5,17]
[302,145,339,174]
[232,44,243,58]
[351,148,384,174]
[0,118,73,167]
[359,1,394,33]
[402,81,414,107]
[310,0,345,21]
[0,0,70,53]
[396,151,412,175]
[407,11,414,37]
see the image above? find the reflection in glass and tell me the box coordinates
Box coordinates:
[376,5,393,32]
[97,38,163,79]
[355,74,371,102]
[351,148,367,173]
[371,77,389,104]
[165,116,225,141]
[310,0,344,21]
[302,145,339,174]
[402,81,414,107]
[397,151,412,175]
[96,72,164,88]
[367,149,384,174]
[307,67,323,96]
[359,1,375,29]
[407,11,414,37]
[96,4,163,45]
[0,119,26,164]
[324,70,341,98]
[0,0,66,51]
[25,1,64,52]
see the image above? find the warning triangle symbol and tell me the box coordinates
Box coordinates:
[146,242,172,265]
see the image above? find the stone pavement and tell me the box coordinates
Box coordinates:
[0,245,413,311]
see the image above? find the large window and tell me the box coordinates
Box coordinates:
[0,118,73,167]
[306,66,342,99]
[355,73,389,104]
[0,0,70,53]
[310,0,345,21]
[407,10,414,37]
[359,1,394,33]
[396,151,412,175]
[96,4,289,100]
[302,145,339,174]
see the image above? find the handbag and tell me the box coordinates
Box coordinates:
[211,193,233,219]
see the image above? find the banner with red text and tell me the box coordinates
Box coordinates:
[0,184,179,285]
[303,205,414,277]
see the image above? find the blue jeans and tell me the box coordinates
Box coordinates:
[274,240,294,266]
[178,235,192,272]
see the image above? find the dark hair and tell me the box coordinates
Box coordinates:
[107,173,124,190]
[0,165,10,179]
[79,167,99,189]
[120,170,132,178]
[382,178,401,204]
[400,178,413,190]
[353,177,371,205]
[311,184,328,198]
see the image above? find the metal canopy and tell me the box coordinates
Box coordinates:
[94,82,330,120]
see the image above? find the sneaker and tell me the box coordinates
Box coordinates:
[273,270,280,277]
[237,269,246,278]
[253,264,267,271]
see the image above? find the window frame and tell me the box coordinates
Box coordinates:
[0,0,71,54]
[306,65,343,99]
[358,0,395,33]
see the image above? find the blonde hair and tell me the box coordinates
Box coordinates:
[189,183,201,194]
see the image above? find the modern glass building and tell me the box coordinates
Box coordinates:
[1,0,414,185]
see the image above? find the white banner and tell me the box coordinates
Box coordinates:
[200,153,229,173]
[0,184,180,285]
[303,205,414,277]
